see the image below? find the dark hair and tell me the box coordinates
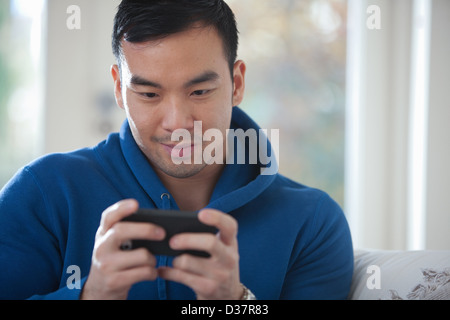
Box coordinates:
[112,0,239,76]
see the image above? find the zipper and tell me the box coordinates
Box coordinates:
[157,192,171,300]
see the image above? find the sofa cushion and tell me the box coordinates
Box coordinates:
[349,249,450,300]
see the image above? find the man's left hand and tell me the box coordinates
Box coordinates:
[158,209,243,300]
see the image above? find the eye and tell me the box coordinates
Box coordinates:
[142,92,158,99]
[191,89,210,96]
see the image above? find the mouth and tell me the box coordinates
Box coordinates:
[161,143,195,158]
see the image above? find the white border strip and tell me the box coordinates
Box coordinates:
[345,0,366,248]
[407,0,432,250]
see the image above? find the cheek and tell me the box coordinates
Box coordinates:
[122,93,156,147]
[123,90,152,126]
[199,101,232,131]
[203,109,233,146]
[127,116,147,152]
[216,97,233,131]
[218,97,233,126]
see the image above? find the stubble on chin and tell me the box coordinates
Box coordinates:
[145,148,208,179]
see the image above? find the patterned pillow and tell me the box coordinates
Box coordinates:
[349,250,450,300]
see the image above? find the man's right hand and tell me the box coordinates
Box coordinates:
[81,199,166,300]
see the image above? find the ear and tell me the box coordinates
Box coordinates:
[232,60,246,106]
[111,64,125,110]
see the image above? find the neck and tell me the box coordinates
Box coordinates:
[154,164,225,211]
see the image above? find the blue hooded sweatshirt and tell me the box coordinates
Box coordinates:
[0,107,353,300]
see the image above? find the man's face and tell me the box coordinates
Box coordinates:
[112,26,246,179]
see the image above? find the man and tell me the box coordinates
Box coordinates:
[0,0,353,300]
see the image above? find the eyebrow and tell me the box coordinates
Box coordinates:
[184,71,220,88]
[130,71,220,89]
[130,75,162,89]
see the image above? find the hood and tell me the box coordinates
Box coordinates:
[119,106,278,213]
[207,106,278,213]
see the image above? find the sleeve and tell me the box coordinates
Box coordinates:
[280,192,354,300]
[0,166,83,300]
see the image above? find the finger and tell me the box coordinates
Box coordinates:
[112,265,160,289]
[158,266,215,297]
[111,248,157,271]
[171,253,210,277]
[198,209,238,246]
[102,222,166,252]
[170,252,237,280]
[93,248,157,274]
[99,199,139,235]
[170,233,224,257]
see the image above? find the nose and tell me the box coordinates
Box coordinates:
[160,96,194,133]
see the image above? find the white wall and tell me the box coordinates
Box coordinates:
[346,0,450,250]
[425,0,450,249]
[44,0,123,154]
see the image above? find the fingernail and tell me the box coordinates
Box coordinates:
[124,199,137,210]
[199,209,213,222]
[154,227,164,238]
[170,236,179,248]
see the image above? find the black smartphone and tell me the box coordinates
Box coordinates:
[120,209,218,257]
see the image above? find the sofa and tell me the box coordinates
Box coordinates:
[349,249,450,300]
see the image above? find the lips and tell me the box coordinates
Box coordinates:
[162,143,194,158]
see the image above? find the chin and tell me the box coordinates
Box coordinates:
[159,161,208,179]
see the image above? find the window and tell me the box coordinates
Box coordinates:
[0,0,46,188]
[228,0,348,207]
[1,0,348,211]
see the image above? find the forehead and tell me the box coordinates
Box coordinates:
[120,26,229,82]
